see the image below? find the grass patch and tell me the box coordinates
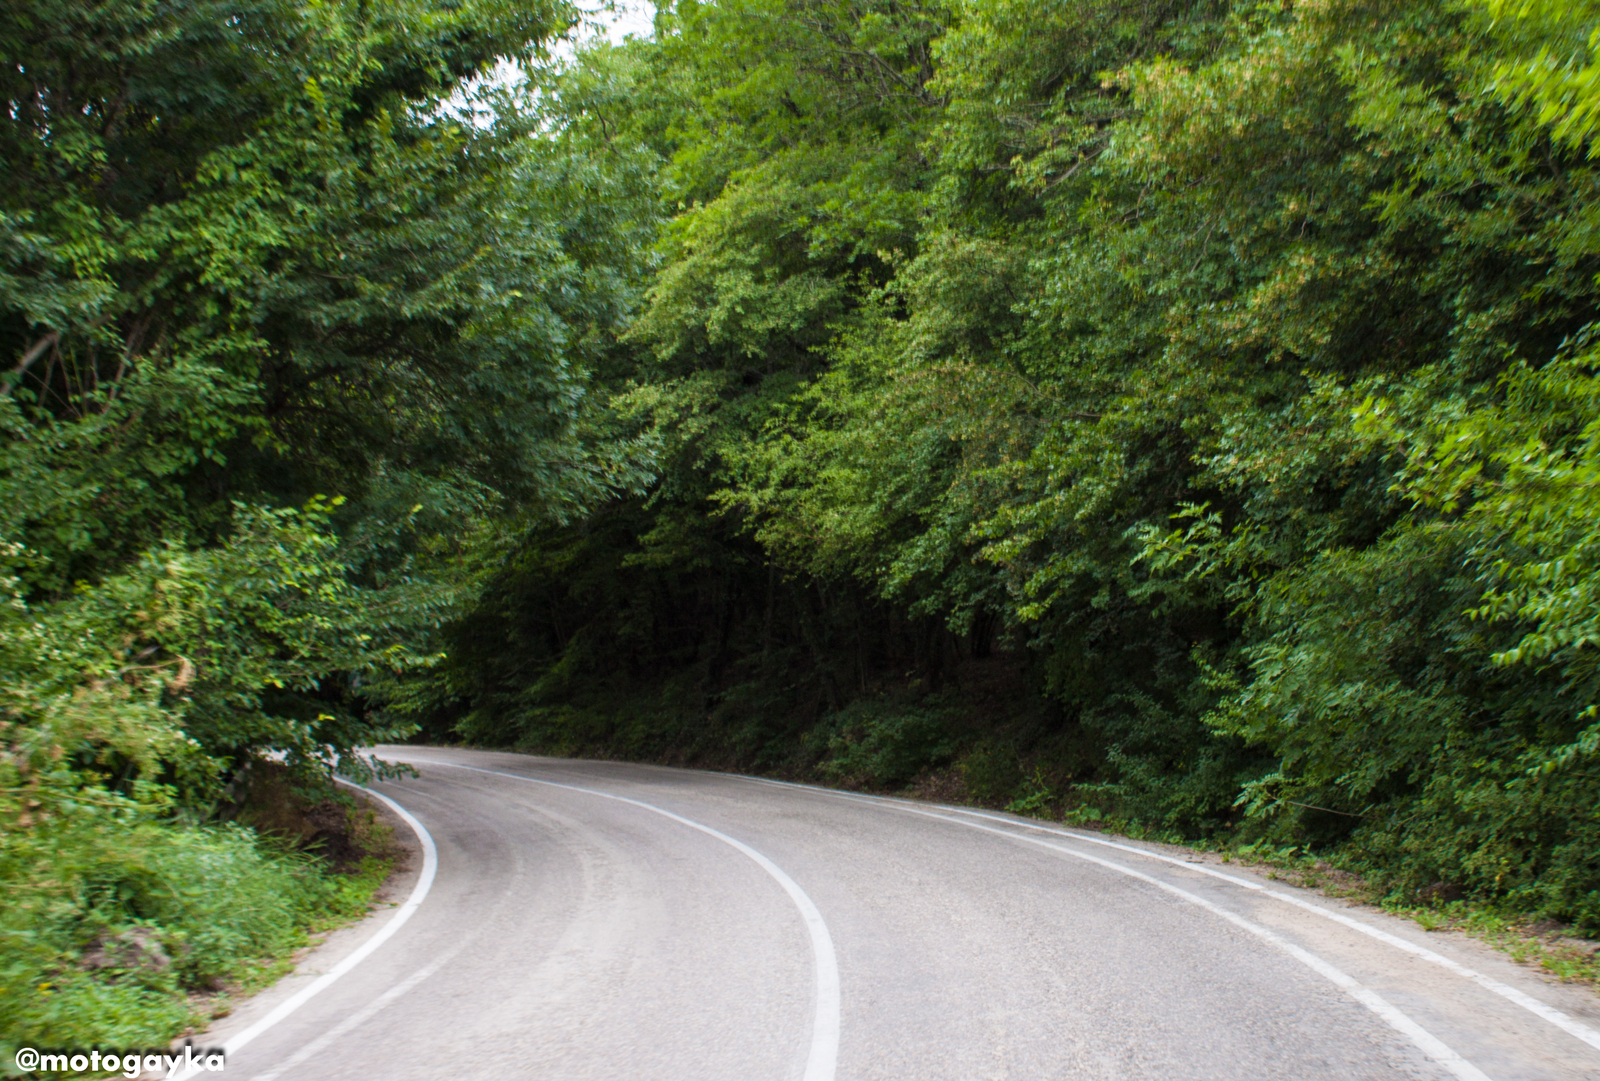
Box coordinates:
[2,781,398,1077]
[180,803,398,1033]
[1377,904,1600,985]
[1200,841,1600,988]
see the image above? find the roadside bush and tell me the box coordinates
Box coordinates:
[820,700,958,789]
[0,773,334,1058]
[956,744,1023,806]
[1339,754,1600,932]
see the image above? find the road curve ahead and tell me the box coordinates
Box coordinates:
[193,749,1600,1081]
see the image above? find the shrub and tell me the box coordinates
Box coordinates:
[820,699,958,789]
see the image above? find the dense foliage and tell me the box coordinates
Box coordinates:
[1,0,650,1055]
[420,0,1600,931]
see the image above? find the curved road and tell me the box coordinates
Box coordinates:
[185,748,1600,1081]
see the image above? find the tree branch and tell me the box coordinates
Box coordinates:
[1,330,60,395]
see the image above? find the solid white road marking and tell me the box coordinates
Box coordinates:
[881,804,1494,1081]
[417,761,842,1081]
[743,774,1600,1060]
[939,804,1600,1056]
[166,781,439,1080]
[248,955,455,1081]
[729,775,1501,1081]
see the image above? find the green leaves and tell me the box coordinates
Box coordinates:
[0,0,680,1059]
[1,0,658,780]
[1487,0,1600,155]
[580,0,1600,917]
[50,0,1567,928]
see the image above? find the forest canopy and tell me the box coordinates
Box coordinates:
[6,0,1600,1049]
[420,0,1600,931]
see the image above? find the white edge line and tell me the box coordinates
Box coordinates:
[249,956,451,1081]
[401,755,1472,1081]
[936,804,1600,1056]
[895,804,1493,1081]
[413,760,840,1081]
[166,780,439,1079]
[738,774,1600,1057]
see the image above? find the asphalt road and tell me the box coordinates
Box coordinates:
[183,748,1600,1081]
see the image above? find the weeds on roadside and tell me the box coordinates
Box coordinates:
[1208,839,1600,986]
[1,796,396,1072]
[1378,903,1600,985]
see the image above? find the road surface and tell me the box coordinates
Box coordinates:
[184,748,1600,1081]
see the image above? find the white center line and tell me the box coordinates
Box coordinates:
[732,774,1495,1081]
[415,760,842,1081]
